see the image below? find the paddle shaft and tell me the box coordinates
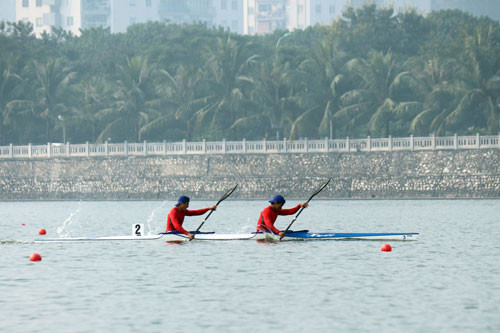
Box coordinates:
[191,184,238,239]
[280,179,331,240]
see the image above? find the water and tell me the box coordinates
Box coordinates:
[1,200,499,332]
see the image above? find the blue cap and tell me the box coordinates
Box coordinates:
[175,195,190,206]
[269,195,286,204]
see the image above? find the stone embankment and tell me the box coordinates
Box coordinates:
[0,149,499,200]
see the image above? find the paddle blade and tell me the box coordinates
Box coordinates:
[307,178,331,202]
[217,184,238,205]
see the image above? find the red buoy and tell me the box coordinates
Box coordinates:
[30,253,42,261]
[381,243,392,252]
[21,223,25,226]
[38,228,47,235]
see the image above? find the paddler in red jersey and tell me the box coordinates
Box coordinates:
[257,195,308,238]
[166,196,216,240]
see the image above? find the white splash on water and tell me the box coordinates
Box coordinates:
[146,201,167,235]
[57,201,83,238]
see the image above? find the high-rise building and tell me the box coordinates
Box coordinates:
[15,0,160,36]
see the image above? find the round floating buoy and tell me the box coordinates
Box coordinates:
[30,253,42,261]
[38,228,46,235]
[381,243,392,252]
[21,223,25,226]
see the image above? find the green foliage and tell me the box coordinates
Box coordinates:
[1,4,500,145]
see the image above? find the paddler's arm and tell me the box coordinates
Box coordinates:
[279,202,308,215]
[185,205,216,216]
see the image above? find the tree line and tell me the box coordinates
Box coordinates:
[1,4,500,145]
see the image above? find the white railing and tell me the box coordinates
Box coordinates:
[0,134,499,159]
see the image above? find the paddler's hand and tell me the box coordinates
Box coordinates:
[278,231,285,238]
[209,205,217,211]
[300,202,309,208]
[187,233,194,240]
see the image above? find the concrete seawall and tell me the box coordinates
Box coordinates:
[1,149,499,200]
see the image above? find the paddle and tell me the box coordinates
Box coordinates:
[279,178,331,240]
[190,184,238,240]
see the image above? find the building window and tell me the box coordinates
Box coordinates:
[36,17,43,26]
[22,17,29,22]
[221,0,227,10]
[22,0,29,8]
[67,16,74,26]
[231,20,238,30]
[231,0,237,10]
[129,0,136,6]
[248,7,254,15]
[316,4,321,13]
[329,5,335,14]
[298,5,303,14]
[130,17,136,24]
[146,0,151,7]
[36,0,42,7]
[249,26,254,34]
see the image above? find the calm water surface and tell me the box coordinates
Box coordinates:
[1,200,499,332]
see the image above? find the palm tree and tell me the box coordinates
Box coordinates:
[289,40,349,139]
[98,56,161,142]
[445,25,500,134]
[70,75,113,142]
[0,59,23,144]
[32,58,76,142]
[194,35,259,140]
[334,50,427,137]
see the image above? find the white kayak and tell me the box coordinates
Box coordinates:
[35,230,419,242]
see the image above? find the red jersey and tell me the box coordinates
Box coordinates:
[166,206,210,235]
[256,204,301,234]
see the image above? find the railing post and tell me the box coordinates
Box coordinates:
[125,140,129,157]
[47,143,51,158]
[182,139,186,154]
[28,143,32,158]
[263,138,267,153]
[222,139,226,154]
[283,138,287,153]
[105,141,109,157]
[66,142,70,157]
[410,135,414,151]
[431,133,436,150]
[367,136,371,152]
[388,135,392,151]
[144,140,147,156]
[476,133,480,148]
[242,139,246,153]
[498,133,500,148]
[202,139,206,154]
[86,141,90,157]
[346,137,350,152]
[454,133,458,149]
[305,138,309,152]
[9,143,13,158]
[324,137,328,152]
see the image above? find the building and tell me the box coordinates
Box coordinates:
[15,0,160,36]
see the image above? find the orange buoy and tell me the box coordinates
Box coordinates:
[381,243,392,252]
[38,228,47,235]
[30,253,42,261]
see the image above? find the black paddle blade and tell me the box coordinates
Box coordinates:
[307,178,331,202]
[217,184,238,205]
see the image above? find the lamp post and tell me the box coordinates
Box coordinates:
[275,31,291,63]
[58,115,66,143]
